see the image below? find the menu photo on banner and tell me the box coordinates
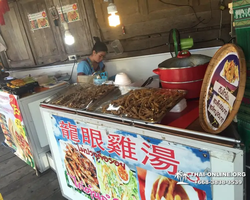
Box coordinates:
[0,92,35,168]
[51,115,212,200]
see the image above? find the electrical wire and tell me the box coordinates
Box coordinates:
[158,0,212,25]
[59,0,67,23]
[227,37,236,43]
[123,37,227,53]
[124,44,167,52]
[219,10,223,38]
[194,38,225,44]
[67,59,77,82]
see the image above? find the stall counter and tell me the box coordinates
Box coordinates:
[40,106,245,200]
[0,83,68,173]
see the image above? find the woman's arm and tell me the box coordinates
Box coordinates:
[77,61,91,75]
[102,64,106,71]
[99,61,105,71]
[77,72,86,75]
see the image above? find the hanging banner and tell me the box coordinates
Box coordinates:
[57,3,80,23]
[0,92,35,169]
[28,10,50,31]
[51,115,212,200]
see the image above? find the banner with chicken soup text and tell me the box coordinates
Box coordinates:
[0,92,35,169]
[52,115,212,200]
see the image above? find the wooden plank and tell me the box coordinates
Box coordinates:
[0,2,35,67]
[17,0,65,65]
[0,143,12,157]
[0,156,27,178]
[2,170,57,200]
[51,0,93,55]
[44,189,66,200]
[105,25,231,60]
[0,130,5,142]
[0,152,15,163]
[27,179,62,200]
[84,0,101,42]
[0,165,34,189]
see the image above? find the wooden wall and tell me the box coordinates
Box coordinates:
[93,0,232,59]
[0,0,232,68]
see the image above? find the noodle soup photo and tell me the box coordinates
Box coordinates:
[137,168,206,200]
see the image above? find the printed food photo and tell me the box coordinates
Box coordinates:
[96,157,140,200]
[221,60,239,86]
[61,142,100,193]
[137,168,206,200]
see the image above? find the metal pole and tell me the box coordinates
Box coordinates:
[147,123,241,144]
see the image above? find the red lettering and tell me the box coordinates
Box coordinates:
[90,129,105,151]
[107,134,121,155]
[141,142,180,175]
[107,134,137,161]
[69,123,79,143]
[59,121,80,142]
[59,121,70,139]
[81,128,91,144]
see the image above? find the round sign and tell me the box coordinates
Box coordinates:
[199,44,246,134]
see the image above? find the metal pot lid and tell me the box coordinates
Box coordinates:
[158,51,211,69]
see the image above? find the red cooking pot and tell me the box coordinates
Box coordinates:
[153,50,211,99]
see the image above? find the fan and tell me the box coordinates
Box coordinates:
[169,29,194,57]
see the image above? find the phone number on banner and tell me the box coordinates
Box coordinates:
[195,180,243,185]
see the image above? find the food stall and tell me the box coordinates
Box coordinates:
[40,43,246,200]
[0,76,68,173]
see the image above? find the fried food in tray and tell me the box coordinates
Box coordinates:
[101,88,186,122]
[48,84,115,109]
[64,143,100,193]
[7,79,26,88]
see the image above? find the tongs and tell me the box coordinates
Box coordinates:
[141,77,154,87]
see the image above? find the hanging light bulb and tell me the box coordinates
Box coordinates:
[64,30,75,45]
[107,2,120,27]
[63,22,75,45]
[108,13,120,27]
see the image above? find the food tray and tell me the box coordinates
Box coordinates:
[1,81,39,96]
[43,83,116,111]
[88,88,187,124]
[86,86,140,112]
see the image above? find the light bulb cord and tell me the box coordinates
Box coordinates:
[59,0,67,23]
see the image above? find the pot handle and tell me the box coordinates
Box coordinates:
[153,68,160,75]
[177,50,191,58]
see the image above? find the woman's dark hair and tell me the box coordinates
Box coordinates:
[92,37,108,53]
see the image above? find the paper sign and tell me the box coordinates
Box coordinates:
[28,11,50,31]
[208,94,230,126]
[57,4,80,23]
[213,81,236,107]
